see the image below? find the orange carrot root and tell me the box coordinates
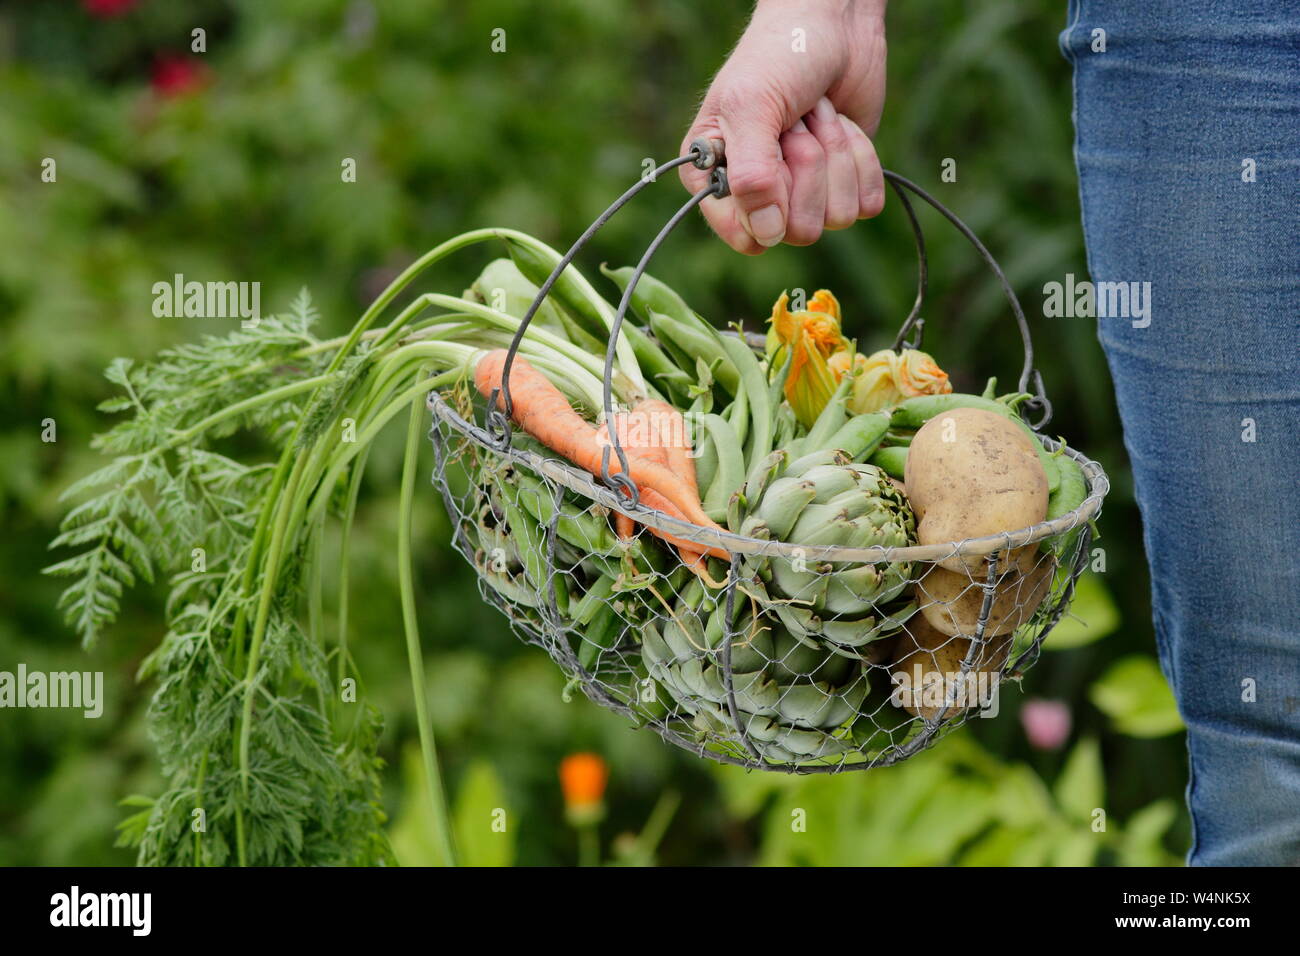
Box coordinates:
[474,349,728,556]
[636,398,698,499]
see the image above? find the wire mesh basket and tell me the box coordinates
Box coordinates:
[427,140,1109,772]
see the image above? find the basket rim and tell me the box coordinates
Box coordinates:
[427,390,1109,565]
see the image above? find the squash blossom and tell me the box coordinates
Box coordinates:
[766,290,850,428]
[833,347,953,414]
[766,290,951,423]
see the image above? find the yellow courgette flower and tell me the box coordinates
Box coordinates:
[840,348,953,414]
[765,289,952,422]
[766,290,850,428]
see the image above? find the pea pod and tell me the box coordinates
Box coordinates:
[868,445,908,480]
[505,238,660,399]
[890,393,1061,494]
[578,602,624,672]
[826,411,890,461]
[599,264,709,334]
[513,468,618,557]
[787,374,852,460]
[491,481,563,613]
[1043,452,1088,558]
[697,413,745,521]
[506,238,609,342]
[647,308,741,395]
[569,574,616,626]
[717,331,774,473]
[623,323,688,402]
[723,373,749,448]
[693,430,717,497]
[470,258,565,332]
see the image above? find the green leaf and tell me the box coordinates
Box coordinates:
[452,760,514,868]
[1053,737,1104,823]
[389,749,514,867]
[1050,828,1101,867]
[1043,572,1119,650]
[1089,655,1184,738]
[1117,799,1180,866]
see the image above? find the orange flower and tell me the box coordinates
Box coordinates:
[843,349,953,414]
[764,289,952,422]
[559,753,607,824]
[894,349,952,397]
[767,290,849,428]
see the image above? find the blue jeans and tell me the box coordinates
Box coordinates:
[1061,1,1300,865]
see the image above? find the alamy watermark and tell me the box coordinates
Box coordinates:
[152,273,261,328]
[50,886,150,936]
[890,665,1001,718]
[0,665,103,718]
[1042,273,1151,328]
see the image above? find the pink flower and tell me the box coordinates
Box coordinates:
[151,55,209,98]
[1020,698,1072,750]
[84,0,138,18]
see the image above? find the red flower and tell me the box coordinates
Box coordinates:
[151,55,209,98]
[84,0,138,18]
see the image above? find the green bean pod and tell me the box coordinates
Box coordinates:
[647,308,741,395]
[718,331,774,474]
[868,445,909,480]
[505,238,608,342]
[1043,453,1088,557]
[698,413,745,521]
[826,411,890,460]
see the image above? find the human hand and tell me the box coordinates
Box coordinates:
[680,0,888,254]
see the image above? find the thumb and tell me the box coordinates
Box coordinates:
[681,87,792,253]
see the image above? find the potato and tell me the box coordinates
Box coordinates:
[903,407,1048,573]
[888,616,1011,721]
[915,552,1056,638]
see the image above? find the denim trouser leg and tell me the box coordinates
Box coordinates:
[1061,1,1300,865]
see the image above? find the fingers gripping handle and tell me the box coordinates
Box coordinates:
[690,137,730,198]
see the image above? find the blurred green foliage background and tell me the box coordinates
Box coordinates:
[1,0,1187,865]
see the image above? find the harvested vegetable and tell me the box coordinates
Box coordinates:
[889,616,1011,721]
[904,407,1049,574]
[915,551,1055,638]
[474,349,723,543]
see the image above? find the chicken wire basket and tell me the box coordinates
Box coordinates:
[426,140,1109,772]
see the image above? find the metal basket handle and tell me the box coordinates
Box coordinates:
[490,138,1051,508]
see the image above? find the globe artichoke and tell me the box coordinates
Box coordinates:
[641,577,871,763]
[733,449,919,658]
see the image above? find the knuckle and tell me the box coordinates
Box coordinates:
[726,163,781,200]
[781,135,824,168]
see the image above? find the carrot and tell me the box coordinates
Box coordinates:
[638,487,726,560]
[595,407,726,566]
[475,350,724,536]
[636,398,699,499]
[597,412,666,542]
